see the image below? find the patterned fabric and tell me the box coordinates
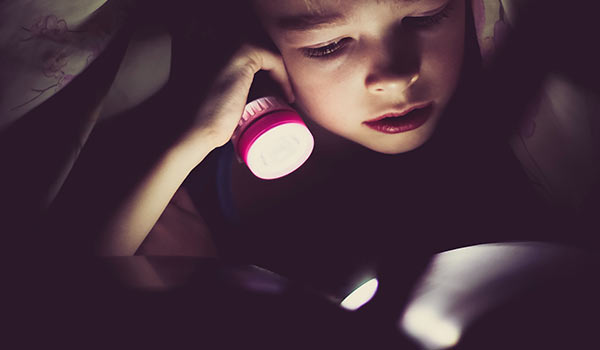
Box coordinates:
[472,0,600,209]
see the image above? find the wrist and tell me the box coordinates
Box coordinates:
[166,128,222,171]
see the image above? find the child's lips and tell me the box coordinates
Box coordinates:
[364,102,432,123]
[363,102,434,134]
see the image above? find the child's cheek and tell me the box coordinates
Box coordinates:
[421,9,466,98]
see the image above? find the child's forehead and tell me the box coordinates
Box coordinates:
[253,0,446,30]
[252,0,342,15]
[254,0,439,15]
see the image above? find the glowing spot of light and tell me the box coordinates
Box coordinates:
[340,278,379,311]
[246,123,314,180]
[400,305,461,349]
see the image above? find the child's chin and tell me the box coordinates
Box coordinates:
[363,133,433,155]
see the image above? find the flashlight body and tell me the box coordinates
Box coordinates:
[231,97,314,180]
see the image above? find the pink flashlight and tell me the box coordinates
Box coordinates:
[231,96,314,180]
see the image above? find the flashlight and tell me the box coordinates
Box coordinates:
[231,96,314,180]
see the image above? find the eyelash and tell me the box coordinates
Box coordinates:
[301,4,453,59]
[302,37,351,58]
[404,4,453,28]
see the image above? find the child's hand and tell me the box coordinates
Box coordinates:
[181,44,294,150]
[166,5,294,152]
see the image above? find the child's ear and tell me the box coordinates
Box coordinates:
[272,65,296,104]
[248,67,295,105]
[240,7,295,103]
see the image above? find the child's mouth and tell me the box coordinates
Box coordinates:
[363,102,433,134]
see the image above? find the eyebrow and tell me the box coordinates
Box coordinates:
[274,0,422,32]
[275,13,347,31]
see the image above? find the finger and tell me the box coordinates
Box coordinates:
[243,46,296,104]
[193,45,295,147]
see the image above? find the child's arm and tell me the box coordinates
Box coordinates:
[47,23,293,255]
[101,43,292,256]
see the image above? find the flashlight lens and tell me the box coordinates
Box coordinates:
[234,97,314,180]
[246,122,314,180]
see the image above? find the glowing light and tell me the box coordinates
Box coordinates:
[340,278,379,311]
[246,123,314,180]
[400,305,461,349]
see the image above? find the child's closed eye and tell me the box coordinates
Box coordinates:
[301,37,353,59]
[403,3,454,28]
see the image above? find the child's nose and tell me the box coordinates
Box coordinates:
[365,70,420,94]
[364,28,420,95]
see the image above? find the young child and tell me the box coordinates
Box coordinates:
[93,0,474,255]
[34,0,597,288]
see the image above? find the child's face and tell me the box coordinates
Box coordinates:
[253,0,466,154]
